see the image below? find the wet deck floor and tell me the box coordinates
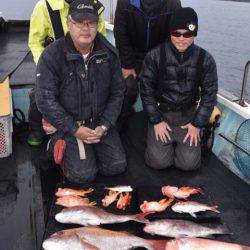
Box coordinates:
[0,112,249,250]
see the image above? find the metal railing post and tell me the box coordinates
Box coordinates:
[110,0,114,24]
[239,60,250,107]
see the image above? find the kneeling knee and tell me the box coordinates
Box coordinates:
[65,169,97,184]
[175,158,201,171]
[101,160,127,176]
[145,152,173,170]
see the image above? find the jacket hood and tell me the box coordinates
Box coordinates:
[47,0,68,11]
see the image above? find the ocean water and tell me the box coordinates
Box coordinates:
[1,0,250,101]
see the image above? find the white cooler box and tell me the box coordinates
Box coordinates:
[0,77,13,158]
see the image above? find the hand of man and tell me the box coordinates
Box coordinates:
[181,123,201,147]
[154,121,172,143]
[74,126,100,144]
[84,126,107,144]
[122,68,137,79]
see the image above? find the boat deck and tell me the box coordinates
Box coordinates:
[0,23,249,250]
[0,113,249,250]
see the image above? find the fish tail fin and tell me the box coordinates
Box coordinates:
[197,188,204,194]
[159,198,167,204]
[84,187,94,194]
[210,205,220,213]
[132,212,155,223]
[148,240,167,250]
[215,225,232,235]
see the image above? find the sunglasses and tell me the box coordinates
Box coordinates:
[171,31,194,38]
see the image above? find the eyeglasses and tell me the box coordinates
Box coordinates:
[171,31,194,38]
[70,20,98,29]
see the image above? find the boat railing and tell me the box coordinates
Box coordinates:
[239,60,250,107]
[109,0,114,24]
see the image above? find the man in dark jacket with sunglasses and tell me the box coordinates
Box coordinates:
[114,0,181,131]
[140,7,218,170]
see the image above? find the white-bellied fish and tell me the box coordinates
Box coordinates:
[143,219,230,238]
[42,232,99,250]
[172,201,220,218]
[104,185,133,193]
[55,205,153,226]
[44,226,167,250]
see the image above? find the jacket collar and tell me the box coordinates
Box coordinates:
[47,0,68,11]
[130,0,142,10]
[169,42,195,63]
[64,32,107,61]
[130,0,164,12]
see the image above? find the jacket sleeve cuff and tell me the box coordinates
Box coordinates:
[99,118,112,131]
[149,115,164,125]
[68,122,79,136]
[191,120,203,128]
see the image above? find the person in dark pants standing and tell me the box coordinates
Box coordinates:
[140,7,218,170]
[36,0,126,183]
[113,0,181,131]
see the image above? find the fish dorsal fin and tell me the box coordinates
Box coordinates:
[190,213,197,218]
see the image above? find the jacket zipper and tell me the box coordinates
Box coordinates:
[130,1,170,50]
[84,52,106,120]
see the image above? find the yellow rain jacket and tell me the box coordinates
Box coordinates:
[29,0,106,64]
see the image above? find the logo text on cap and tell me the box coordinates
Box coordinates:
[77,4,94,10]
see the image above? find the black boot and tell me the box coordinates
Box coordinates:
[27,130,45,146]
[27,89,45,146]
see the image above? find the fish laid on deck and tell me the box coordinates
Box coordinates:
[165,238,250,250]
[55,187,94,197]
[172,201,220,218]
[116,192,132,210]
[104,185,133,193]
[140,197,174,213]
[143,219,230,238]
[162,186,203,199]
[56,195,96,207]
[55,205,152,226]
[102,191,119,207]
[43,227,167,250]
[43,233,99,250]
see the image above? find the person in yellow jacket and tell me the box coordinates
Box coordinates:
[29,0,106,64]
[27,0,106,146]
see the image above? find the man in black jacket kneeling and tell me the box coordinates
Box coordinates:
[36,0,126,183]
[140,7,218,171]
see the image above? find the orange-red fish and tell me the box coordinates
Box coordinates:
[45,227,167,250]
[117,192,132,210]
[43,232,100,250]
[55,187,94,197]
[140,197,174,213]
[56,195,96,207]
[102,191,119,207]
[162,186,203,199]
[165,238,250,250]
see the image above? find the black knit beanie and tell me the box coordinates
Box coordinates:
[170,7,198,36]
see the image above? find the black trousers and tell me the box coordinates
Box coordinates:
[28,89,43,132]
[118,75,139,127]
[49,127,127,184]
